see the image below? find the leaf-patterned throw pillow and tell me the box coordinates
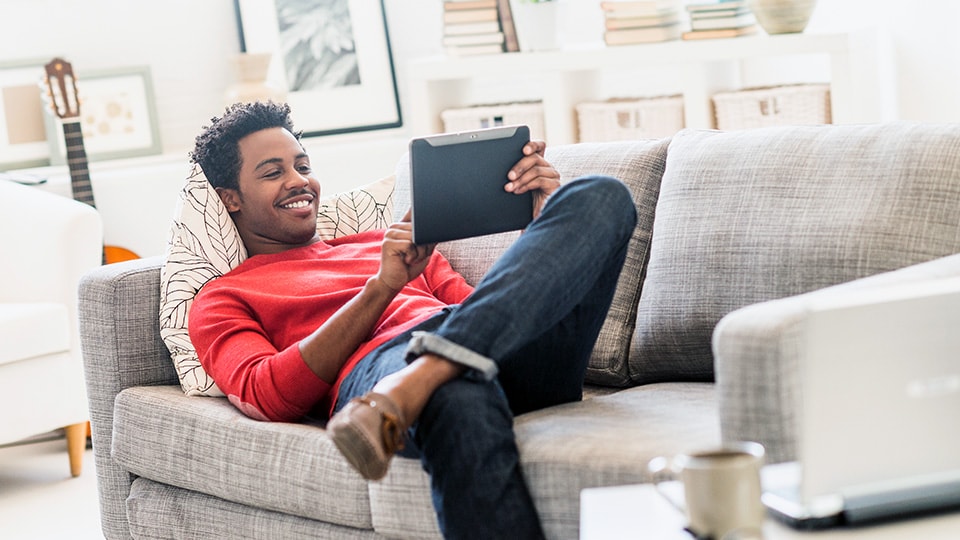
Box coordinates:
[159,165,394,396]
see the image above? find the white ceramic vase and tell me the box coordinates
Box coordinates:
[748,0,818,35]
[511,0,560,52]
[225,52,286,106]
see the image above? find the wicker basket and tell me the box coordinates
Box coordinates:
[441,102,546,139]
[712,84,832,130]
[576,96,685,142]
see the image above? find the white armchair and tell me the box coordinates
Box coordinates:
[0,179,102,476]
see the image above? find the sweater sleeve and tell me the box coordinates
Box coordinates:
[423,251,473,305]
[189,287,330,422]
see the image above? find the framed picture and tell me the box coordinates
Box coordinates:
[0,59,51,171]
[45,65,162,164]
[235,0,402,137]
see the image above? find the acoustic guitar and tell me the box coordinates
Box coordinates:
[43,57,140,265]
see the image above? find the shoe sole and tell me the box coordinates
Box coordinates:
[328,420,389,481]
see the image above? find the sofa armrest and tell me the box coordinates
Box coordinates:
[713,253,960,464]
[78,255,177,540]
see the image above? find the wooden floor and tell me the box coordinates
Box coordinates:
[0,433,101,539]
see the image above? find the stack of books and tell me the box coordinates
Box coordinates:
[682,0,758,40]
[442,0,519,56]
[600,0,683,46]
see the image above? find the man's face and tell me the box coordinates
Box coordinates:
[218,127,321,255]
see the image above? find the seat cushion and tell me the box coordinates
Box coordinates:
[369,383,719,540]
[632,123,960,384]
[126,477,378,539]
[393,139,671,386]
[112,385,373,530]
[0,303,69,366]
[158,166,394,396]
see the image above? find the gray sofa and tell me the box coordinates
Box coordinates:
[80,123,960,539]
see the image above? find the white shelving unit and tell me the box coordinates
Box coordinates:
[405,29,887,145]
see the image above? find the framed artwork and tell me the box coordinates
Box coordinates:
[235,0,403,137]
[45,65,162,164]
[0,59,50,170]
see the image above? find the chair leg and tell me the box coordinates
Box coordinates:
[64,422,87,477]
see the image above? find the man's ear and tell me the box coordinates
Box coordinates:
[216,187,241,212]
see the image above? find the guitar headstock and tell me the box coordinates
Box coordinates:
[43,57,80,120]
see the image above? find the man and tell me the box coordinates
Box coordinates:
[188,101,636,539]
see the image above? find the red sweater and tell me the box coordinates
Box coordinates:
[189,230,473,422]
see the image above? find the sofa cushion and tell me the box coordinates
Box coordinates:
[0,303,69,366]
[393,139,670,386]
[159,167,394,396]
[113,385,373,530]
[632,123,960,384]
[369,382,719,540]
[127,478,378,539]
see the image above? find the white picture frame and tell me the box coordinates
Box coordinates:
[235,0,402,136]
[0,59,50,170]
[45,65,162,164]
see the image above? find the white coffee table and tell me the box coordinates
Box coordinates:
[580,483,960,539]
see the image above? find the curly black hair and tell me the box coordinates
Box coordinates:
[189,101,302,191]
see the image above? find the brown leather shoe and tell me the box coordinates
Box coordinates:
[327,392,406,480]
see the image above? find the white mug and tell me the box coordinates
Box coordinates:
[648,441,766,540]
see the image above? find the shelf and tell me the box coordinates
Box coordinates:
[405,29,886,144]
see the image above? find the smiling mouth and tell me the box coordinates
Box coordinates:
[280,199,312,209]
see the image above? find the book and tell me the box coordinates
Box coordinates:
[690,11,755,30]
[444,21,502,35]
[681,24,757,40]
[443,8,499,24]
[685,0,747,12]
[442,32,505,47]
[604,12,682,30]
[444,0,498,10]
[603,5,680,20]
[600,0,680,13]
[688,6,751,19]
[446,43,506,56]
[604,23,682,45]
[496,0,520,52]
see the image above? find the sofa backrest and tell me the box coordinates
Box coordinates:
[394,139,671,386]
[631,123,960,384]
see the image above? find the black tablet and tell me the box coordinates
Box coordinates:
[409,125,532,245]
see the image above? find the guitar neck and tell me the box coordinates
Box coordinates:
[62,120,96,208]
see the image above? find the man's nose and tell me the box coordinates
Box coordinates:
[286,170,310,188]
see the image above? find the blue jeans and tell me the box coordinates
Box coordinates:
[335,175,636,539]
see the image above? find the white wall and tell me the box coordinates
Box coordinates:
[1,0,958,256]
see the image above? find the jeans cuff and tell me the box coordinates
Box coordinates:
[404,332,499,381]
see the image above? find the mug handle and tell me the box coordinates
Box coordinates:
[647,456,687,515]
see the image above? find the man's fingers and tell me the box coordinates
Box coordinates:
[524,140,546,156]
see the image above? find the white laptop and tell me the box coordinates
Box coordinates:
[761,276,960,529]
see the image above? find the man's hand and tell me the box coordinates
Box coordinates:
[504,140,561,218]
[376,209,435,292]
[299,208,432,383]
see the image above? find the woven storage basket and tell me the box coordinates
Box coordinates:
[441,102,545,139]
[576,95,684,142]
[712,84,831,130]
